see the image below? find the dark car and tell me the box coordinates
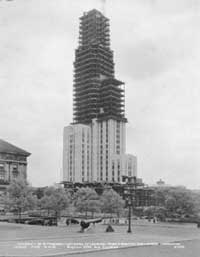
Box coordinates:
[26,218,45,225]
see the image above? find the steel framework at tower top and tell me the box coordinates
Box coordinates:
[73,9,127,124]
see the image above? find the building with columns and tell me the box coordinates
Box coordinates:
[63,9,137,183]
[0,139,31,192]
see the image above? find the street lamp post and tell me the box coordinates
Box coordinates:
[127,198,132,233]
[123,176,138,233]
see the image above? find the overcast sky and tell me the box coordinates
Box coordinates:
[0,0,200,189]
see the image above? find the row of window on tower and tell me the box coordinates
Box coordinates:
[81,130,90,182]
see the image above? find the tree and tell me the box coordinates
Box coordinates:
[191,191,200,216]
[152,188,167,207]
[40,186,70,219]
[143,206,156,219]
[164,188,195,217]
[154,206,167,221]
[73,187,101,217]
[143,206,167,221]
[152,187,196,218]
[4,178,37,220]
[100,188,125,217]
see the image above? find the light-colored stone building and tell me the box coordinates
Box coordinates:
[63,119,137,183]
[0,139,31,193]
[63,124,91,182]
[0,139,31,211]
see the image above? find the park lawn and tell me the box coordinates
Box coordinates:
[0,221,199,257]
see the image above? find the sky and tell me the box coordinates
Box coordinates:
[0,0,200,189]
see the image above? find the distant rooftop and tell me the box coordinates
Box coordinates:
[0,139,31,157]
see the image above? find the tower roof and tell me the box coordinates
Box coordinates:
[79,8,110,49]
[0,139,31,157]
[81,9,107,19]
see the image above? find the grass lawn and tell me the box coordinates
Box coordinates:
[0,220,199,256]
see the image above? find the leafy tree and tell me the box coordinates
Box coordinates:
[143,206,167,221]
[152,188,167,206]
[4,178,37,220]
[100,188,125,217]
[73,187,101,217]
[152,187,197,218]
[191,191,200,216]
[143,206,156,219]
[164,188,195,217]
[40,186,70,219]
[154,206,167,221]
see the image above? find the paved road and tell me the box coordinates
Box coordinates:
[67,239,200,257]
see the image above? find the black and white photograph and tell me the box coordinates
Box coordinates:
[0,0,200,256]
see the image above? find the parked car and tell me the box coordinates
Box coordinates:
[25,217,57,226]
[26,218,45,225]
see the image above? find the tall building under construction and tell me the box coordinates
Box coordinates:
[63,9,137,183]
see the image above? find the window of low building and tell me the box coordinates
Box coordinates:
[12,165,18,178]
[0,164,5,180]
